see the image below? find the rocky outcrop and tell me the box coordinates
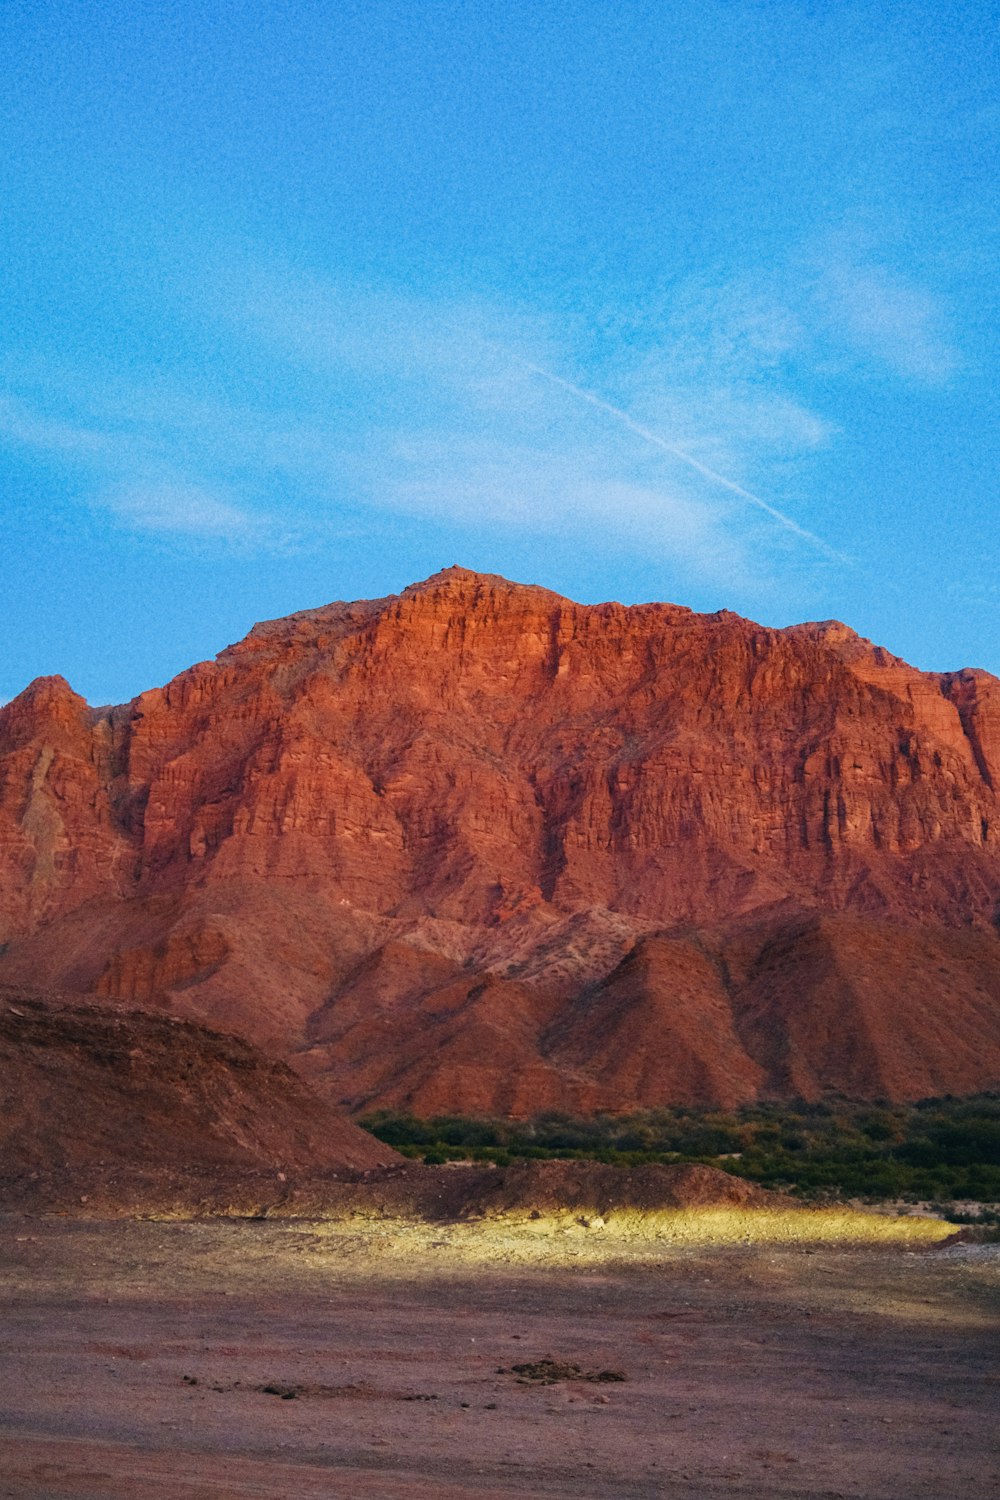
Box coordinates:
[1,567,998,1111]
[0,676,129,934]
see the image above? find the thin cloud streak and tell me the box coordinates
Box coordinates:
[1,263,860,586]
[523,362,850,564]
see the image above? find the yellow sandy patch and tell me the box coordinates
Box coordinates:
[295,1204,955,1272]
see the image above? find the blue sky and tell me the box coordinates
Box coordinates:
[1,0,997,704]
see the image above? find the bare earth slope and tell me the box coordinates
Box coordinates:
[0,987,396,1208]
[2,567,999,1111]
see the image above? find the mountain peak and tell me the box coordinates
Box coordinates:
[401,565,565,601]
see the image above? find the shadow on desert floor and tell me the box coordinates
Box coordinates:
[0,1216,997,1498]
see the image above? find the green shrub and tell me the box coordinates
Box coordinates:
[359,1093,1000,1201]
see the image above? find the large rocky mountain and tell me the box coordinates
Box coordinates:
[2,566,999,1113]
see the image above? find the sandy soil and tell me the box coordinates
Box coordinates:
[0,1215,997,1499]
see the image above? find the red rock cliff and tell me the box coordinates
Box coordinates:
[2,568,998,1109]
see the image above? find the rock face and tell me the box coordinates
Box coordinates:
[1,567,999,1112]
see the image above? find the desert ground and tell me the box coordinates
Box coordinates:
[0,1210,997,1499]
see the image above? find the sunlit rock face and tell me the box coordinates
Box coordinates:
[2,567,999,1111]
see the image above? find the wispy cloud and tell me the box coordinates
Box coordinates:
[599,273,839,508]
[0,379,295,546]
[814,257,960,383]
[522,361,846,561]
[383,431,758,586]
[101,481,271,542]
[0,393,111,458]
[0,241,960,594]
[215,264,851,589]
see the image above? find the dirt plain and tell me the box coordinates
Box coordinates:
[0,1209,997,1500]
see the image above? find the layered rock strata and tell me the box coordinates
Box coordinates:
[1,568,998,1110]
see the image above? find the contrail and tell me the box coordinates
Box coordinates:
[524,361,848,563]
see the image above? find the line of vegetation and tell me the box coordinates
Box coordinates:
[360,1094,1000,1209]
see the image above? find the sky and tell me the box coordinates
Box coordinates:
[1,0,998,705]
